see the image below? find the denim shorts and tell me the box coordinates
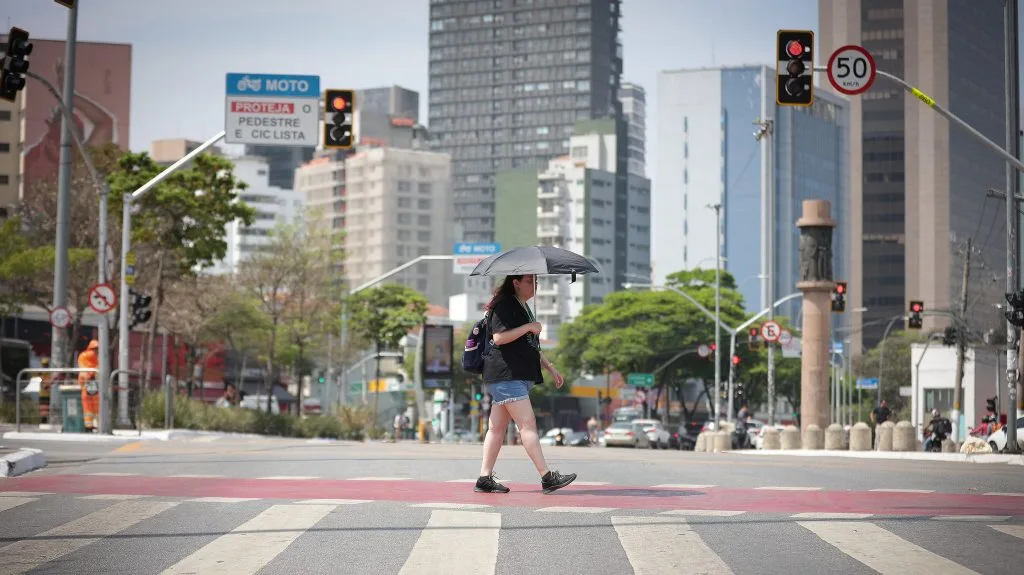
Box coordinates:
[487,380,534,406]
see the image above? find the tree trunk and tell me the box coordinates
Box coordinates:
[142,252,166,401]
[296,342,304,417]
[265,320,278,414]
[372,338,382,429]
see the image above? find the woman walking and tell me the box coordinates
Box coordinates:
[474,274,577,494]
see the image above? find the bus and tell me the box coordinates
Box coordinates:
[0,338,32,403]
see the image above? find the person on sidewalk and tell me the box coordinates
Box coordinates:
[474,274,577,495]
[77,340,100,432]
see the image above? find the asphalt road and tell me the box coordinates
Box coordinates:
[1,436,1023,574]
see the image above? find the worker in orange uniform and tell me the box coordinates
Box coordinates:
[77,339,100,432]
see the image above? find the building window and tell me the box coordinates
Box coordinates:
[418,198,432,209]
[398,181,412,192]
[0,111,11,121]
[0,143,9,153]
[418,182,432,194]
[0,174,8,185]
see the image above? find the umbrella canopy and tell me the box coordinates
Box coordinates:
[469,246,600,279]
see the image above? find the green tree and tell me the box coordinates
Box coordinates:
[348,284,429,425]
[108,152,255,392]
[738,317,802,413]
[853,329,927,415]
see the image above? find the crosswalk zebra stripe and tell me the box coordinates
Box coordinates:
[797,520,980,574]
[990,524,1024,540]
[398,510,501,575]
[0,500,177,575]
[612,515,734,575]
[0,497,36,514]
[159,504,335,575]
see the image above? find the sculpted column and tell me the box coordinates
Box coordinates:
[796,200,836,431]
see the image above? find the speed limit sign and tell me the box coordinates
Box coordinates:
[827,44,876,96]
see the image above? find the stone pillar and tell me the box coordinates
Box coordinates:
[796,200,837,431]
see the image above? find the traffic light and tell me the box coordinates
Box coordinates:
[318,373,326,384]
[908,300,924,330]
[53,0,76,8]
[776,29,814,106]
[941,326,957,346]
[831,281,847,313]
[1005,291,1024,327]
[129,288,152,330]
[323,89,354,149]
[1,27,33,103]
[731,355,741,366]
[986,397,997,414]
[474,391,483,401]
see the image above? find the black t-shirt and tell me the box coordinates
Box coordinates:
[483,296,543,384]
[873,406,891,423]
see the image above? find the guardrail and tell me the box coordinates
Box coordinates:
[13,367,98,433]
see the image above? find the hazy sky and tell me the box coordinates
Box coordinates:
[5,0,817,176]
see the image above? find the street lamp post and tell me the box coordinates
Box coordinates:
[708,203,723,423]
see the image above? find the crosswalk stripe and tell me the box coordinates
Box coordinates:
[798,520,980,574]
[0,500,176,575]
[398,510,500,575]
[612,515,734,575]
[160,504,335,575]
[990,524,1024,540]
[0,497,36,513]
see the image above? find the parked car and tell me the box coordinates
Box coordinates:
[539,428,590,446]
[986,417,1024,452]
[633,419,671,449]
[603,421,651,448]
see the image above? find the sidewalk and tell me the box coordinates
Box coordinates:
[730,448,1024,465]
[0,427,269,443]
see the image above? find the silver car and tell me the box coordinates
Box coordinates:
[603,421,651,448]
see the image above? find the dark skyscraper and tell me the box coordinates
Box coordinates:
[428,0,624,246]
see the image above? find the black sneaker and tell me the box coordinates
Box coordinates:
[474,473,510,493]
[541,470,577,494]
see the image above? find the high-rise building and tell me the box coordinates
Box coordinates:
[0,90,24,215]
[619,82,646,177]
[820,0,1012,351]
[242,145,315,190]
[655,66,850,327]
[150,138,222,166]
[428,0,625,250]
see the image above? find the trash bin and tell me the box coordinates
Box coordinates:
[59,384,85,433]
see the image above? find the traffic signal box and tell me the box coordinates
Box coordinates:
[776,30,814,106]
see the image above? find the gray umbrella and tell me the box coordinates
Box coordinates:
[469,246,600,281]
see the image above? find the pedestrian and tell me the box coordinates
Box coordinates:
[474,274,577,494]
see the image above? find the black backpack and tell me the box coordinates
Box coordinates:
[462,313,491,374]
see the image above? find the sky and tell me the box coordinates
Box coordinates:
[4,0,818,177]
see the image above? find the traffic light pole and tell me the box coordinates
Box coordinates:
[755,117,775,426]
[117,130,226,427]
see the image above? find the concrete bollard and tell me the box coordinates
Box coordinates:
[824,423,845,450]
[781,425,801,449]
[712,431,730,452]
[892,421,915,452]
[802,424,824,450]
[849,422,872,451]
[695,432,707,452]
[876,421,895,451]
[762,426,781,450]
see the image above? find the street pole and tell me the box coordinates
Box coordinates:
[118,130,226,427]
[50,1,78,370]
[755,117,776,426]
[1004,0,1021,454]
[952,239,971,442]
[709,202,723,425]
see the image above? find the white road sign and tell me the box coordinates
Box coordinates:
[225,73,321,147]
[779,329,793,346]
[760,320,782,343]
[453,242,501,275]
[697,344,711,358]
[88,283,117,314]
[827,45,877,96]
[49,306,71,329]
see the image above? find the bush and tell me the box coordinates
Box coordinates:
[0,397,40,425]
[140,393,369,440]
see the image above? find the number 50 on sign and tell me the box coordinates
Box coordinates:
[827,45,877,96]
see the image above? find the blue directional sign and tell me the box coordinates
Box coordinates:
[226,73,320,98]
[453,242,501,274]
[224,73,321,147]
[856,377,879,390]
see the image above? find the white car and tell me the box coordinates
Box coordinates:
[986,417,1024,452]
[633,419,671,449]
[603,421,651,448]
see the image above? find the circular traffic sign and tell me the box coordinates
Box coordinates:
[760,320,782,343]
[779,330,793,346]
[827,44,877,96]
[49,306,71,329]
[88,283,117,314]
[697,344,711,358]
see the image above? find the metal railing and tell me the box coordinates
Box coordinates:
[13,368,98,432]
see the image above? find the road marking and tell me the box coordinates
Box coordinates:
[81,494,150,500]
[0,497,36,513]
[113,442,143,453]
[160,504,335,575]
[613,515,734,574]
[571,481,609,486]
[653,484,716,489]
[536,506,616,514]
[983,492,1024,497]
[85,472,138,476]
[411,502,492,509]
[398,510,500,575]
[186,497,259,504]
[869,488,934,493]
[755,486,822,491]
[932,515,1010,522]
[659,509,745,517]
[294,498,370,505]
[445,479,478,483]
[347,476,410,481]
[799,520,980,575]
[990,524,1024,540]
[791,512,872,520]
[0,500,176,575]
[169,474,226,478]
[0,491,52,497]
[258,476,320,480]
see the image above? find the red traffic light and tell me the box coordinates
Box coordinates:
[731,355,741,365]
[709,343,716,351]
[786,40,804,57]
[910,301,923,313]
[835,284,845,294]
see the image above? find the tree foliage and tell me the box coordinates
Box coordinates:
[853,329,928,411]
